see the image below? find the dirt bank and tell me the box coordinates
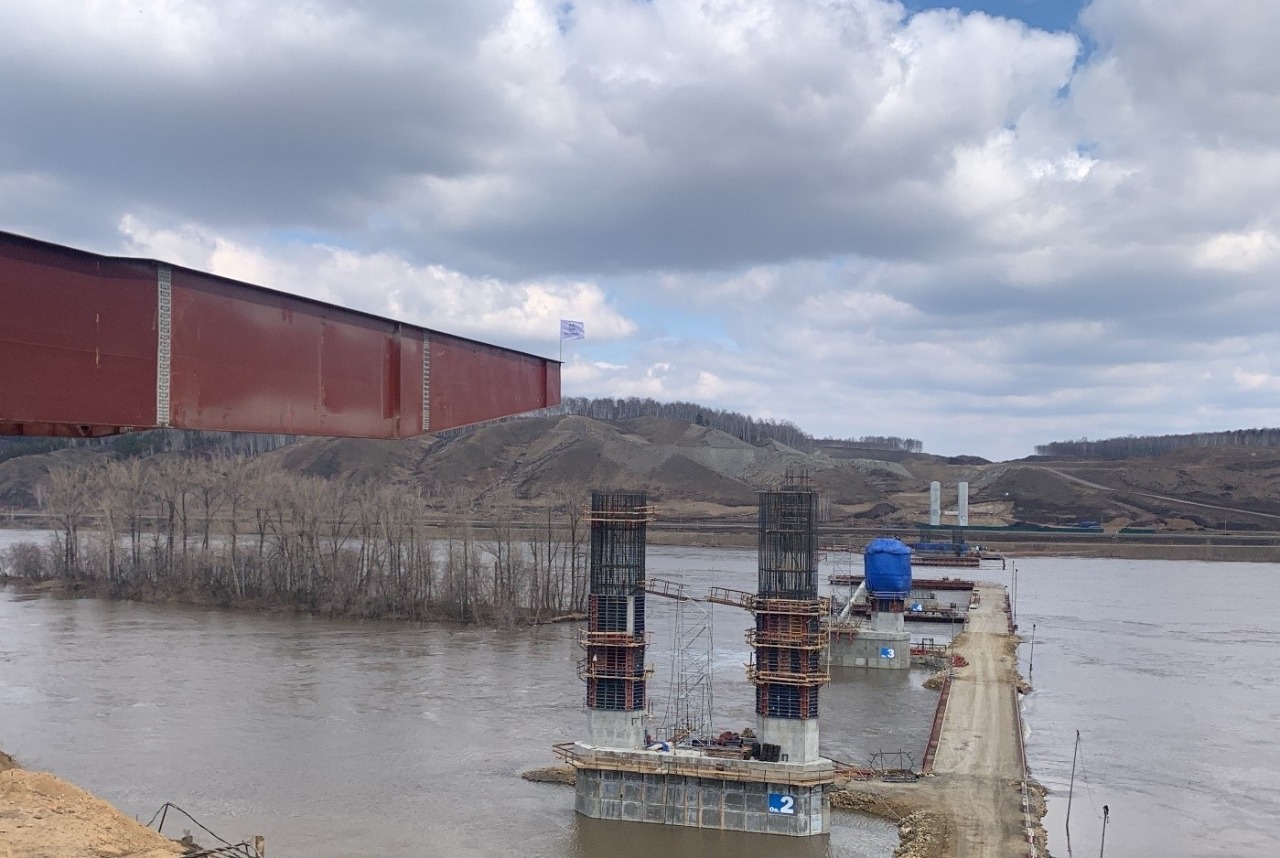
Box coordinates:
[521,764,576,785]
[0,751,184,858]
[830,782,953,858]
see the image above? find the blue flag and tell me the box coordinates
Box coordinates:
[560,319,585,340]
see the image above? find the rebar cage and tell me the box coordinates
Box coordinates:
[751,487,826,721]
[584,491,651,714]
[757,490,818,600]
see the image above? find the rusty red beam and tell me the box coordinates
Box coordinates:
[920,669,953,774]
[0,230,560,438]
[828,575,976,590]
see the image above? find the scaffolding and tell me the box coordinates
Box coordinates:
[750,482,828,721]
[581,492,654,714]
[650,578,715,744]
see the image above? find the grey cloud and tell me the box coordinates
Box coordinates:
[5,0,1280,458]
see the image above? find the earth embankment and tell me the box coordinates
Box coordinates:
[0,750,184,858]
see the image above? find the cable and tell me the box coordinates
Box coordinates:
[1074,744,1106,821]
[144,802,237,848]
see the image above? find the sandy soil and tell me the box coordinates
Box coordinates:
[925,583,1035,857]
[0,753,184,858]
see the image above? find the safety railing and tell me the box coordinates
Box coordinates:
[551,742,838,786]
[745,663,830,687]
[577,629,651,648]
[576,657,655,682]
[745,628,825,650]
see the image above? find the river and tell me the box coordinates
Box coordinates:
[2,534,1276,857]
[993,556,1280,858]
[0,537,903,857]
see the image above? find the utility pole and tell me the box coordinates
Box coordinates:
[1099,805,1109,857]
[1010,561,1018,626]
[1029,623,1037,678]
[1066,730,1080,852]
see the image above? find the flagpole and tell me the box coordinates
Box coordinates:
[558,319,583,364]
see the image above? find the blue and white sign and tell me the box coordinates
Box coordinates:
[880,646,895,659]
[910,602,924,612]
[768,793,796,815]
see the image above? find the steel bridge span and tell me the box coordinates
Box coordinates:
[0,230,559,439]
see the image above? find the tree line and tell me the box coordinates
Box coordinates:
[1035,428,1280,460]
[0,429,295,465]
[1,457,591,626]
[562,396,922,452]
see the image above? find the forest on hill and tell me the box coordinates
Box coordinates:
[1035,428,1280,460]
[561,396,923,452]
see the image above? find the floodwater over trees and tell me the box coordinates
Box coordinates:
[4,458,590,625]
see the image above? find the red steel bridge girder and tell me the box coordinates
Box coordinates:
[0,230,560,439]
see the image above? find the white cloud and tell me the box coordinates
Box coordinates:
[118,216,636,349]
[1192,229,1280,273]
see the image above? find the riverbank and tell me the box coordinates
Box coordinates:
[0,749,185,858]
[644,525,1280,562]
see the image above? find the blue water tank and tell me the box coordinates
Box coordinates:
[864,537,912,596]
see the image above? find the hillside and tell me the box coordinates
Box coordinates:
[3,415,1280,532]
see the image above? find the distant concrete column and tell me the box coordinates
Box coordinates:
[929,481,941,526]
[957,482,969,527]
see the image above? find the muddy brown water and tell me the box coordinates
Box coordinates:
[0,539,908,857]
[5,535,1273,857]
[989,556,1280,858]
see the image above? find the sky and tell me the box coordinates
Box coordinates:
[3,0,1279,461]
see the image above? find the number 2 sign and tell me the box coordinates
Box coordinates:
[768,793,796,815]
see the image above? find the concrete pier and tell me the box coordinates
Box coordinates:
[564,744,835,836]
[756,716,820,763]
[828,598,911,670]
[585,709,646,750]
[827,627,910,669]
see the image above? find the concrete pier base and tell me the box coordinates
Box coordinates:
[828,628,911,669]
[756,716,820,763]
[585,710,646,750]
[569,746,834,836]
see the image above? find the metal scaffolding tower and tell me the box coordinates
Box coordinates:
[653,579,715,744]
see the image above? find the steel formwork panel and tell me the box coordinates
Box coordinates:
[755,684,820,719]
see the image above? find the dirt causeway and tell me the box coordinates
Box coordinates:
[832,582,1042,857]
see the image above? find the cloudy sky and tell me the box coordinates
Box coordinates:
[3,0,1279,460]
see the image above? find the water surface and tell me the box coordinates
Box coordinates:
[0,537,903,857]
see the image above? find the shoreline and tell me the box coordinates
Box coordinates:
[6,517,1280,564]
[0,749,186,857]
